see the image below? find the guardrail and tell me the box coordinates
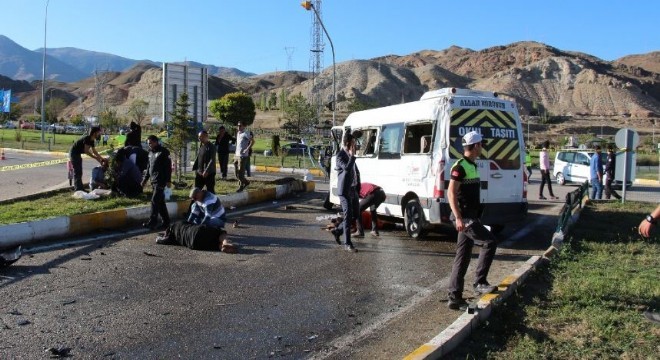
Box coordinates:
[556,181,589,233]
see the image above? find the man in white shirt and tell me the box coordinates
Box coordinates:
[233,122,254,192]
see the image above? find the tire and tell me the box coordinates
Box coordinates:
[404,199,428,238]
[555,172,565,185]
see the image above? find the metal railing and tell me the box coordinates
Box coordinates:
[556,181,589,233]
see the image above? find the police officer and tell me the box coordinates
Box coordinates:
[447,131,498,310]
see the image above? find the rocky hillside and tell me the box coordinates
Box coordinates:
[8,41,660,124]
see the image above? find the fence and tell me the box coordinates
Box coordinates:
[556,181,589,233]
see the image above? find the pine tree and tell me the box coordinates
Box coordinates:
[168,92,193,184]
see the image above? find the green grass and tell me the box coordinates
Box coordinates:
[0,129,117,153]
[448,201,660,359]
[637,167,659,181]
[0,129,324,169]
[0,174,274,225]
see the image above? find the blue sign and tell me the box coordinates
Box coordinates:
[0,89,11,113]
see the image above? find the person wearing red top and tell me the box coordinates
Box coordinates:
[353,182,386,237]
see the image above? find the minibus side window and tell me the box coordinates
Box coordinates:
[378,123,404,159]
[356,128,378,157]
[403,123,433,154]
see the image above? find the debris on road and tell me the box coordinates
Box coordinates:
[45,346,71,358]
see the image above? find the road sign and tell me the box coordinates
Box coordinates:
[615,128,639,149]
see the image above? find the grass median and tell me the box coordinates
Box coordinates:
[0,176,275,225]
[449,201,659,359]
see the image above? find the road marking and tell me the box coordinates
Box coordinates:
[309,276,451,360]
[0,157,68,172]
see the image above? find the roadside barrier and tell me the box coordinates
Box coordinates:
[555,181,589,234]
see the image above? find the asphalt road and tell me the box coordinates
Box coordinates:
[0,150,97,201]
[0,182,576,359]
[0,169,657,359]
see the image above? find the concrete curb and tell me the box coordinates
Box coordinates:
[634,178,659,186]
[0,180,315,250]
[404,193,590,360]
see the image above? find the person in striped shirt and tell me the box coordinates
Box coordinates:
[187,188,227,229]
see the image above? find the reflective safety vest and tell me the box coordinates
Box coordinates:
[451,158,481,218]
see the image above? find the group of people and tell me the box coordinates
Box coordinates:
[87,122,148,198]
[68,122,259,252]
[330,130,500,309]
[589,145,621,200]
[530,141,621,201]
[212,122,255,193]
[69,123,653,310]
[331,129,387,253]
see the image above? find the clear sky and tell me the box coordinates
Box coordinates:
[4,0,659,75]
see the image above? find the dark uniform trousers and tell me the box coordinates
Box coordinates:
[71,155,84,191]
[448,220,497,298]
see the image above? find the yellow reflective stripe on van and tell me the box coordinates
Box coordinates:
[451,109,516,129]
[450,108,520,162]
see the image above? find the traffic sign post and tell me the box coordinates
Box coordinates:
[615,128,639,203]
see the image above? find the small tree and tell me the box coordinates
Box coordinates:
[0,104,22,122]
[271,134,281,156]
[209,92,256,127]
[46,98,66,123]
[268,92,278,110]
[168,92,193,183]
[70,114,85,126]
[99,108,121,132]
[282,93,315,134]
[128,99,149,127]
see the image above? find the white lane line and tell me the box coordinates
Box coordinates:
[308,276,451,360]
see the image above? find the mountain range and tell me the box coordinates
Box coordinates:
[0,34,658,123]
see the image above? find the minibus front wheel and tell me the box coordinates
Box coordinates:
[404,199,428,238]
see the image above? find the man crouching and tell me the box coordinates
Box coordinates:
[187,187,226,229]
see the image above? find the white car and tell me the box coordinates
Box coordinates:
[553,150,632,189]
[553,150,594,185]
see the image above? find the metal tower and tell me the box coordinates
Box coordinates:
[308,0,324,123]
[94,69,110,117]
[285,47,295,71]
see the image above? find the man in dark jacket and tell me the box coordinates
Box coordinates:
[604,145,621,200]
[215,126,235,180]
[332,130,361,252]
[141,135,172,230]
[193,130,217,194]
[112,153,143,198]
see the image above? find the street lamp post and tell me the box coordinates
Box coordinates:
[40,0,50,143]
[301,1,336,127]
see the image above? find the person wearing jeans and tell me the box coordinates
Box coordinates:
[590,145,604,200]
[233,122,254,192]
